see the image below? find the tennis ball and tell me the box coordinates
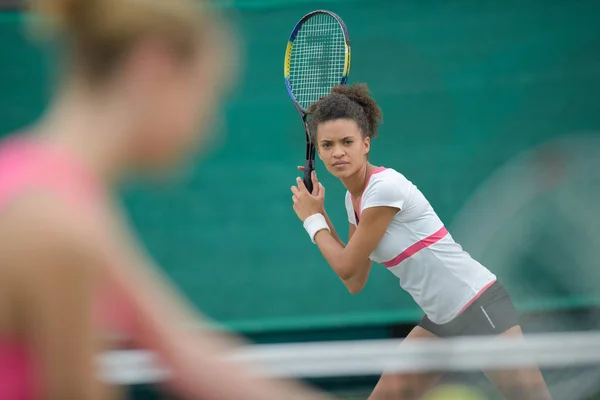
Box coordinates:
[422,384,487,400]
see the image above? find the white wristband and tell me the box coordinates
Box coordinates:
[303,213,330,244]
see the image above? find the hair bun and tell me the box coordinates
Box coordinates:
[331,83,383,139]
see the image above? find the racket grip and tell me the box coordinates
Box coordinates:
[303,159,315,194]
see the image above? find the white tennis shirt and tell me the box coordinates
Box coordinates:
[345,167,496,324]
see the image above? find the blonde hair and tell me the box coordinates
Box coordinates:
[28,0,222,83]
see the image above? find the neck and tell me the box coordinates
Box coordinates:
[31,85,132,187]
[342,162,375,199]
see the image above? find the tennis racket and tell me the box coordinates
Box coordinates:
[283,10,351,193]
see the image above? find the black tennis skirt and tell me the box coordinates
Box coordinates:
[418,281,519,338]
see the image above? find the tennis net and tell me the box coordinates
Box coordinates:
[101,330,600,399]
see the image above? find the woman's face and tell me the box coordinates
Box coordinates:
[316,118,370,179]
[129,27,235,172]
[136,48,225,170]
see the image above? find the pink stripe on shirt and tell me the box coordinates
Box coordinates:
[383,226,449,268]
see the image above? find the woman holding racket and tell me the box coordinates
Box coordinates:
[0,0,330,399]
[290,83,552,400]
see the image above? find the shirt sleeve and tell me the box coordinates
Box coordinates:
[344,191,357,226]
[361,174,408,212]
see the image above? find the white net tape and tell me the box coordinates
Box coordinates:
[99,331,600,384]
[288,13,347,110]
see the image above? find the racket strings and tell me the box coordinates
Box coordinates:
[289,13,346,110]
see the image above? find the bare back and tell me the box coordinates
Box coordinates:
[0,137,125,399]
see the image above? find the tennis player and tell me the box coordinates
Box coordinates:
[0,1,330,399]
[291,83,553,400]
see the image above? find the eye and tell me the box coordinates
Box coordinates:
[321,142,331,149]
[343,140,354,145]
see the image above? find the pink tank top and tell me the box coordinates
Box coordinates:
[0,135,135,399]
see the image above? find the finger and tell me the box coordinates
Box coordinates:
[291,185,299,195]
[311,171,319,195]
[292,195,298,203]
[297,166,305,172]
[319,182,326,197]
[296,177,308,193]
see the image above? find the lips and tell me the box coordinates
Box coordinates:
[332,161,349,167]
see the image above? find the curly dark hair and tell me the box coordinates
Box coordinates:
[306,83,383,141]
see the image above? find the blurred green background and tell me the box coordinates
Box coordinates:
[1,0,600,340]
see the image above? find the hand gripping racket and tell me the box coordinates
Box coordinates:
[283,10,351,193]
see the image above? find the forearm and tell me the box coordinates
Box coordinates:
[135,308,326,400]
[322,210,345,247]
[341,261,371,294]
[168,336,329,400]
[314,230,358,280]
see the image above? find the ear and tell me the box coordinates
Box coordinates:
[363,136,371,155]
[124,38,177,94]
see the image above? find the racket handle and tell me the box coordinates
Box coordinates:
[303,159,315,194]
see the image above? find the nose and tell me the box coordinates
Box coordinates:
[332,145,345,158]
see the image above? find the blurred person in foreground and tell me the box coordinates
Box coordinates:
[290,83,552,400]
[0,0,330,399]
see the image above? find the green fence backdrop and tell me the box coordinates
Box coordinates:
[1,0,600,335]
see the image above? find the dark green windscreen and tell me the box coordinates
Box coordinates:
[1,0,599,333]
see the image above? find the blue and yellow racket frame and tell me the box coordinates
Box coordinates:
[283,10,351,193]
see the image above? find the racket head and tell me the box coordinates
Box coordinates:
[283,10,351,114]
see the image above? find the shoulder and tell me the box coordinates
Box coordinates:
[369,168,410,186]
[0,195,103,337]
[0,191,102,271]
[362,168,413,210]
[365,168,411,196]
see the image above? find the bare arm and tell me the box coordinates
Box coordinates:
[291,171,389,294]
[323,210,345,247]
[338,223,372,294]
[322,213,372,293]
[313,206,398,293]
[99,205,330,400]
[0,196,113,400]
